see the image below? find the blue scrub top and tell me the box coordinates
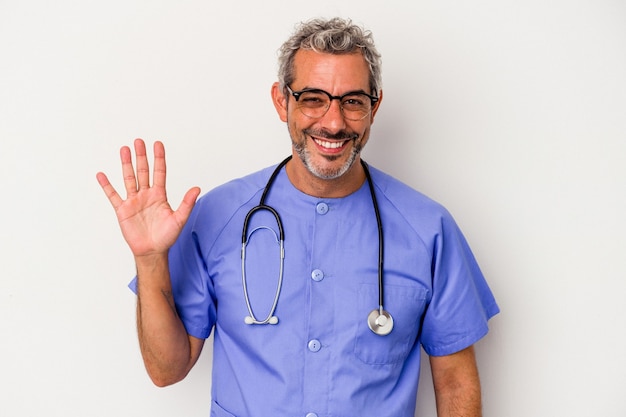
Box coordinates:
[130,163,499,417]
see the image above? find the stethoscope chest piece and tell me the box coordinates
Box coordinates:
[367,308,394,336]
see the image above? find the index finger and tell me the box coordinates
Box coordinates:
[96,171,123,210]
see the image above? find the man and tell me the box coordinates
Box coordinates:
[97,17,498,417]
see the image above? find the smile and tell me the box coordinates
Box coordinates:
[313,138,348,150]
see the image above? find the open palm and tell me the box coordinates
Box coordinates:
[96,139,200,258]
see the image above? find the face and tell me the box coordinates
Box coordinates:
[272,50,381,183]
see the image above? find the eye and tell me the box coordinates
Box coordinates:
[299,92,328,107]
[342,95,368,108]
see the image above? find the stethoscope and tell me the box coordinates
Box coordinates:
[241,156,394,336]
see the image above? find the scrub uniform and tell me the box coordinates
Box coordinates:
[130,163,499,417]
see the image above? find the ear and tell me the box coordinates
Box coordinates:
[369,89,383,123]
[271,82,288,122]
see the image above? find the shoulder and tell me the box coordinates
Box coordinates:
[368,165,481,262]
[368,165,453,226]
[187,164,278,230]
[203,166,274,205]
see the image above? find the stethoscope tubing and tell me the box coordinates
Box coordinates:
[361,160,385,314]
[240,157,290,325]
[241,156,393,335]
[241,206,285,325]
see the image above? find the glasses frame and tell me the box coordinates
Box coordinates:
[286,85,379,121]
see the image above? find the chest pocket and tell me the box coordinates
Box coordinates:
[354,283,430,365]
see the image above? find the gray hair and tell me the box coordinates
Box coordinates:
[277,17,382,96]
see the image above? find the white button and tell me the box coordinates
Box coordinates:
[308,339,321,352]
[311,269,324,282]
[306,413,318,417]
[316,202,329,215]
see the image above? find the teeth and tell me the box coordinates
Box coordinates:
[314,138,345,149]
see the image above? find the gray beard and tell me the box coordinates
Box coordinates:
[293,138,362,180]
[291,126,362,180]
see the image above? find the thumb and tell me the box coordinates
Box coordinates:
[174,186,201,224]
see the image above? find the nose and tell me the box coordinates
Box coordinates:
[318,98,347,132]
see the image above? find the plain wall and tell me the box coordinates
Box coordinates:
[1,1,625,415]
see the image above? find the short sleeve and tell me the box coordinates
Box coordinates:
[419,213,499,356]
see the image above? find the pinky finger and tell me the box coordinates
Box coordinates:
[96,172,124,210]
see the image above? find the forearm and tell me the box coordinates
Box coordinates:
[433,377,482,417]
[431,346,482,417]
[135,253,194,386]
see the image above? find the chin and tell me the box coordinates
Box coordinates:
[302,150,359,180]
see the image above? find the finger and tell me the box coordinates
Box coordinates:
[96,172,124,210]
[120,145,138,197]
[134,138,150,190]
[152,141,167,189]
[173,186,201,226]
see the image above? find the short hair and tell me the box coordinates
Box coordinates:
[277,17,382,96]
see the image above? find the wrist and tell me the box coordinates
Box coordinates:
[134,250,168,264]
[134,252,169,277]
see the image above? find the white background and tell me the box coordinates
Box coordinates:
[1,1,625,416]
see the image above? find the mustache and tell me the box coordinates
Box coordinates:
[303,128,359,141]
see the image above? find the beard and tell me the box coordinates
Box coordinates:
[292,127,362,180]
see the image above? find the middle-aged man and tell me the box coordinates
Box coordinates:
[97,17,499,417]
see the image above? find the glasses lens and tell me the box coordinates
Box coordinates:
[297,91,329,118]
[341,94,372,121]
[296,90,372,121]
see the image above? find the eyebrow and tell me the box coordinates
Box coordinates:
[298,86,372,96]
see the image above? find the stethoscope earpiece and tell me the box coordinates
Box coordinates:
[245,316,279,325]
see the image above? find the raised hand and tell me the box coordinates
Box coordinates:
[96,139,201,258]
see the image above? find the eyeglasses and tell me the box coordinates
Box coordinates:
[286,85,379,121]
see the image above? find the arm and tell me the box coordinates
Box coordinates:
[97,138,203,386]
[429,345,482,417]
[134,253,205,386]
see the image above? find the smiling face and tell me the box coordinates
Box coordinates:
[272,49,382,197]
